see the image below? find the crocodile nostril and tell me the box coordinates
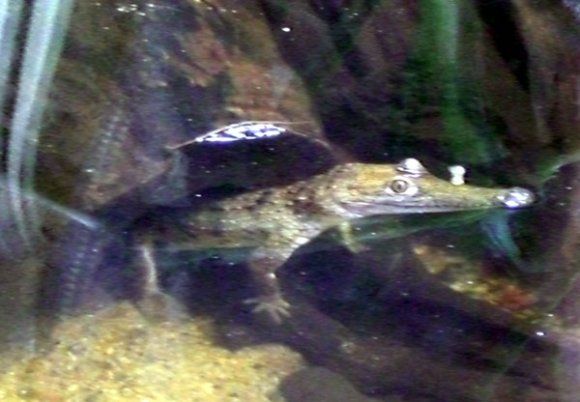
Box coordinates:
[498,187,535,208]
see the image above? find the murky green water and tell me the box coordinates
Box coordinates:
[0,1,579,401]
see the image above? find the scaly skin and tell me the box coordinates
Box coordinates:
[138,159,534,322]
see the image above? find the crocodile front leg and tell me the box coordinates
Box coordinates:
[244,248,294,323]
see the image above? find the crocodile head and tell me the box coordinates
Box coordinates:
[325,158,534,218]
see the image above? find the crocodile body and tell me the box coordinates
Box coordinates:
[137,158,534,321]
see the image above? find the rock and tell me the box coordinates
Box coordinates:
[280,367,382,402]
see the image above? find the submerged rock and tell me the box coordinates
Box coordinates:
[281,367,382,402]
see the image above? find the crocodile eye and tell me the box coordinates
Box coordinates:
[386,176,419,196]
[390,179,410,193]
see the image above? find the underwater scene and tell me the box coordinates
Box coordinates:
[0,0,579,401]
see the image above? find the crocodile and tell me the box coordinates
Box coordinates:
[134,152,534,322]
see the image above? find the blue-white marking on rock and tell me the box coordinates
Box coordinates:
[195,122,288,143]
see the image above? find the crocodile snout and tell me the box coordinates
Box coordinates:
[497,187,535,208]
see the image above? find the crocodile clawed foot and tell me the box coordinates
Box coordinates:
[243,294,291,323]
[137,291,188,322]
